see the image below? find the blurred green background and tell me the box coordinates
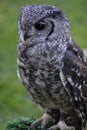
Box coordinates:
[0,0,87,129]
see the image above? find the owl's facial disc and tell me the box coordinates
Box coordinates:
[23,20,47,41]
[23,19,54,41]
[19,5,70,44]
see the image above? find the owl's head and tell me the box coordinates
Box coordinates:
[18,4,70,45]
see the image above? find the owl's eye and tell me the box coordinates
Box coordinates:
[34,21,46,31]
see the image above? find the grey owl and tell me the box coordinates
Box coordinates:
[17,4,87,130]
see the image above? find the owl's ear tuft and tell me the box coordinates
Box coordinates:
[20,7,24,16]
[51,10,63,18]
[53,10,62,16]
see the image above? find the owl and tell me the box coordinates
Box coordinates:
[17,4,87,130]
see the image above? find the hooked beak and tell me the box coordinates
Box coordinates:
[24,31,31,41]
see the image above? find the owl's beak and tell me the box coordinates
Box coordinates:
[24,31,31,41]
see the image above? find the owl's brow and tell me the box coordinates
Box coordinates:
[31,11,61,25]
[32,15,48,25]
[32,18,45,25]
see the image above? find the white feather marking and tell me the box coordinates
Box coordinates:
[17,58,25,66]
[75,96,78,101]
[78,85,82,90]
[19,31,24,43]
[17,69,21,80]
[59,69,67,87]
[67,76,74,86]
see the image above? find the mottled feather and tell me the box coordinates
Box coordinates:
[17,4,87,130]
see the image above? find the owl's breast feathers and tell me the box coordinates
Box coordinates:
[18,42,72,111]
[18,39,87,122]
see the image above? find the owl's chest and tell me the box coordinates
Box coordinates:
[18,43,71,110]
[25,47,62,90]
[18,57,71,110]
[19,43,62,87]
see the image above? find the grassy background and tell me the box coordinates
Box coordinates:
[0,0,87,129]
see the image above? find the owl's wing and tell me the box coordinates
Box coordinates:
[60,44,87,120]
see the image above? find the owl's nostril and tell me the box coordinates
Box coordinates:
[24,31,31,41]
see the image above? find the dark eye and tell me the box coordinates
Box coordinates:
[34,21,46,31]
